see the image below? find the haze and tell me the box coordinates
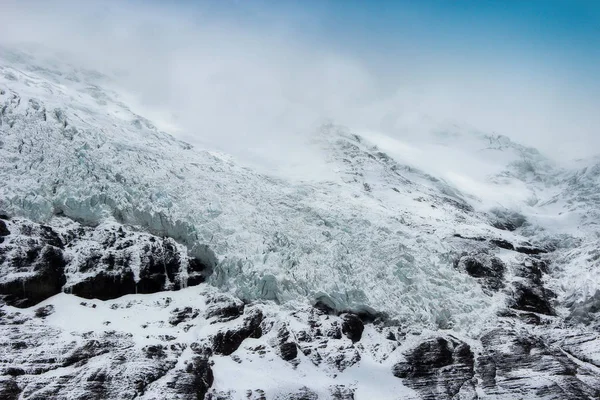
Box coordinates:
[1,0,599,173]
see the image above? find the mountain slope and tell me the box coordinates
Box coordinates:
[2,48,600,399]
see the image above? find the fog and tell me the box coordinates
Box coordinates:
[1,0,599,174]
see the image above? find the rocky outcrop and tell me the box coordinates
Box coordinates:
[509,258,555,316]
[393,337,475,400]
[2,279,600,399]
[341,313,364,343]
[0,217,214,306]
[169,354,214,400]
[211,308,264,356]
[477,328,600,399]
[205,294,245,323]
[455,253,505,291]
[489,208,527,231]
[0,244,66,307]
[277,326,299,362]
[0,218,10,237]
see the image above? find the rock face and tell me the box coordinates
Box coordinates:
[0,219,10,237]
[393,337,475,400]
[0,217,214,307]
[0,224,67,307]
[171,354,214,400]
[212,308,264,356]
[392,330,600,400]
[509,258,555,316]
[277,326,299,362]
[455,253,505,291]
[476,328,600,399]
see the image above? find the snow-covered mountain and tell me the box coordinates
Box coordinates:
[2,47,600,399]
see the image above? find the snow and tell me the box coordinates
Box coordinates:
[0,285,415,399]
[2,45,600,398]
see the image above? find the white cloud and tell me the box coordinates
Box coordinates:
[1,0,598,176]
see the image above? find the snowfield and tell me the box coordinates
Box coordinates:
[2,47,600,399]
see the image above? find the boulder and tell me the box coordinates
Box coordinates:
[212,309,264,355]
[341,314,364,343]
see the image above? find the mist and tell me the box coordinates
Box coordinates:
[1,0,599,174]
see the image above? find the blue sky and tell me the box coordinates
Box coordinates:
[189,0,600,85]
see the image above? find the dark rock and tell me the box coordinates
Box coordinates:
[515,259,548,283]
[169,356,214,400]
[280,342,298,361]
[1,217,214,305]
[212,309,264,355]
[5,367,25,377]
[462,258,485,276]
[187,258,211,286]
[277,326,298,361]
[0,245,67,307]
[0,377,20,400]
[392,337,474,400]
[489,208,527,231]
[134,238,189,293]
[452,234,487,241]
[160,241,182,283]
[456,254,505,291]
[144,345,167,360]
[350,306,384,324]
[464,257,503,278]
[63,340,111,367]
[325,346,361,372]
[515,246,548,255]
[490,239,515,251]
[518,312,543,325]
[442,197,474,213]
[169,307,200,326]
[341,314,364,343]
[205,296,244,323]
[326,323,342,339]
[497,310,544,325]
[506,258,554,316]
[34,305,54,318]
[132,358,179,398]
[313,297,337,315]
[476,355,497,388]
[0,220,9,236]
[136,252,167,294]
[81,369,109,400]
[510,282,554,315]
[70,270,136,301]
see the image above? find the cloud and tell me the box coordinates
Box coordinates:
[1,0,598,176]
